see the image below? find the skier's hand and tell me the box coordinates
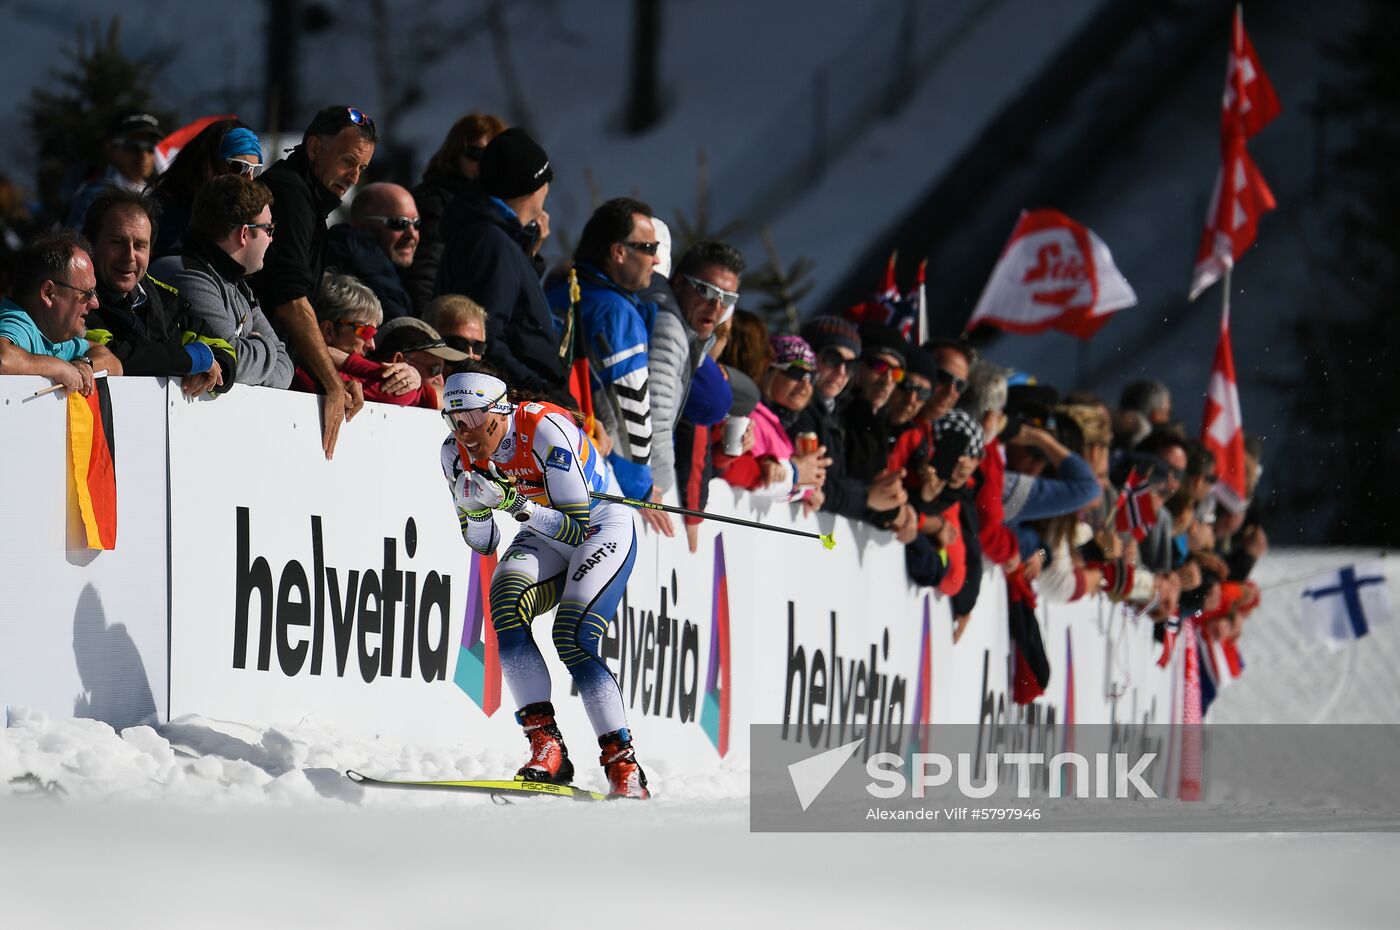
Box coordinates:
[468,469,515,511]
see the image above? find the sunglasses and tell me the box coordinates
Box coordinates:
[622,240,660,256]
[120,138,156,155]
[936,368,968,394]
[226,158,264,178]
[244,221,276,237]
[363,215,422,231]
[446,335,487,357]
[817,347,853,371]
[772,363,815,383]
[684,274,740,309]
[52,279,98,302]
[899,381,934,401]
[336,320,377,341]
[346,107,376,132]
[442,393,506,431]
[865,358,906,383]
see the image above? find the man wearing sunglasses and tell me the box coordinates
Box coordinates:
[0,231,123,395]
[547,197,674,534]
[325,182,419,322]
[437,128,563,400]
[648,240,744,510]
[253,105,377,460]
[152,175,293,390]
[65,112,164,231]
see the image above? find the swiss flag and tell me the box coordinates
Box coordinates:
[1188,7,1279,301]
[965,209,1137,340]
[1202,308,1249,512]
[1222,5,1280,141]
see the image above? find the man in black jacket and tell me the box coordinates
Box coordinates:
[252,105,376,459]
[436,128,562,398]
[82,187,235,395]
[789,315,906,522]
[325,182,418,322]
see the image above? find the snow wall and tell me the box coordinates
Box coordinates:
[1,377,1178,770]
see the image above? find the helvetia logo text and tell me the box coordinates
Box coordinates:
[233,508,453,683]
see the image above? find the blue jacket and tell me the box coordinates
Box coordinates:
[547,263,658,499]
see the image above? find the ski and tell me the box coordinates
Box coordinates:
[344,769,609,802]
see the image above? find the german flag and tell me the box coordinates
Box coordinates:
[68,376,117,550]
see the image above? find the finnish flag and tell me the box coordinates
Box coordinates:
[1300,561,1392,650]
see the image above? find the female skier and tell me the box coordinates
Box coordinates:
[439,366,649,799]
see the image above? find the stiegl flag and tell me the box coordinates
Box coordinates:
[965,209,1137,340]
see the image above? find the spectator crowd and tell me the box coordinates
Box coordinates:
[0,105,1268,691]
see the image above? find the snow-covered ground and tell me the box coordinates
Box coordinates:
[2,549,1397,927]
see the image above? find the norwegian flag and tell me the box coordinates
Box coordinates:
[1114,467,1158,541]
[1202,308,1249,511]
[965,209,1137,340]
[1189,6,1280,301]
[847,251,924,341]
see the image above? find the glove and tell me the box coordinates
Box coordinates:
[453,473,491,521]
[469,469,535,522]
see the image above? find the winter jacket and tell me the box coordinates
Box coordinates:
[841,394,891,484]
[151,193,193,259]
[973,438,1020,567]
[715,402,801,502]
[251,146,341,316]
[86,276,236,388]
[152,238,294,388]
[674,357,732,525]
[1002,453,1101,524]
[643,277,714,496]
[547,263,658,500]
[438,194,565,395]
[788,395,867,521]
[406,170,483,315]
[324,224,413,321]
[65,166,144,230]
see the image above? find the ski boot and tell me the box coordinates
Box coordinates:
[599,728,650,800]
[515,702,574,785]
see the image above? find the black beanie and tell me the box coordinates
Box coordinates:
[479,128,554,200]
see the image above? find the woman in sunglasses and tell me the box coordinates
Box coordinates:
[148,119,264,257]
[439,364,650,799]
[715,335,830,509]
[290,272,429,406]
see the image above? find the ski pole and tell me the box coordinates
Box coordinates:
[591,491,836,550]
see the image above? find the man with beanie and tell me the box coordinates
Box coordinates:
[789,315,907,522]
[66,112,163,230]
[253,105,377,459]
[437,127,562,398]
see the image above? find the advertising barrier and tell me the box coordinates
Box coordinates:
[5,380,1178,775]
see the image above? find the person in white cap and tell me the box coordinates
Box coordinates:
[439,363,650,799]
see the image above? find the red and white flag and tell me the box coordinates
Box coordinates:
[155,114,238,174]
[965,209,1137,340]
[1189,7,1279,301]
[1114,467,1158,541]
[1202,308,1249,512]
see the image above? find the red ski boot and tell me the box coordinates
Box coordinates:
[515,702,574,785]
[599,728,650,800]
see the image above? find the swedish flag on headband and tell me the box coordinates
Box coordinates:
[67,375,117,550]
